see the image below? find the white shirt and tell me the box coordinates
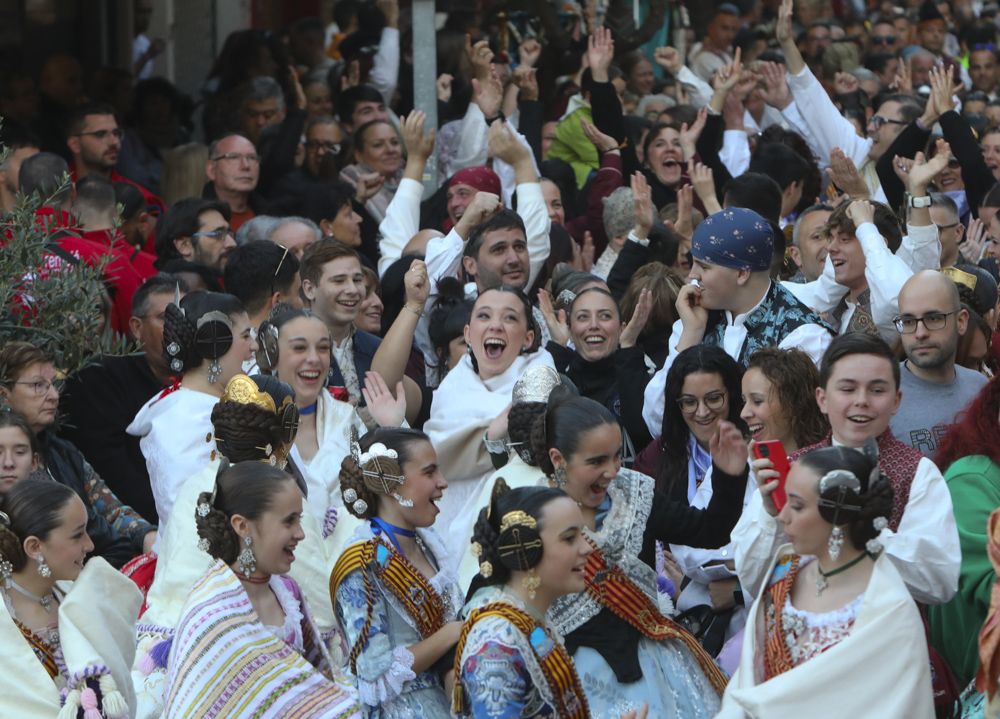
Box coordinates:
[641,282,833,435]
[730,453,960,605]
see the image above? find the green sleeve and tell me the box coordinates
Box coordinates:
[546,109,599,188]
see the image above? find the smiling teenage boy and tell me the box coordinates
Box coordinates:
[731,332,960,605]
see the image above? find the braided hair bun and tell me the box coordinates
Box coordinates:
[162,291,245,375]
[0,480,78,572]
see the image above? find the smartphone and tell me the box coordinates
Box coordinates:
[752,440,790,512]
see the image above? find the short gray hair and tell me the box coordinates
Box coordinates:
[240,75,285,112]
[929,192,959,223]
[602,187,636,239]
[267,216,323,244]
[235,215,282,246]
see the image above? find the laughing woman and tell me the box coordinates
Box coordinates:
[533,391,746,716]
[331,428,462,719]
[424,285,555,560]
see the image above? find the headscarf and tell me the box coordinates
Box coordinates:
[691,207,773,272]
[449,166,501,197]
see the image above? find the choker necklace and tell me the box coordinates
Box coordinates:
[240,574,271,585]
[371,517,426,557]
[9,579,56,613]
[299,402,318,416]
[816,552,871,595]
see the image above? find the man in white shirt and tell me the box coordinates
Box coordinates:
[689,4,740,83]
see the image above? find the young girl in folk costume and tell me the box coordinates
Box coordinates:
[330,428,462,718]
[719,445,934,718]
[134,373,357,718]
[455,481,649,719]
[534,390,745,716]
[128,290,258,540]
[163,461,361,719]
[256,305,406,556]
[0,479,141,718]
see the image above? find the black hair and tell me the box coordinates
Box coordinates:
[223,241,301,315]
[723,172,783,224]
[195,462,298,564]
[378,254,422,336]
[156,259,224,292]
[464,208,527,260]
[65,101,118,137]
[0,120,40,153]
[154,197,232,265]
[18,152,70,202]
[469,484,569,589]
[530,389,619,476]
[468,284,541,373]
[955,263,999,317]
[131,273,190,317]
[74,174,116,215]
[339,427,433,519]
[656,345,746,495]
[428,277,473,383]
[819,333,901,389]
[0,479,78,572]
[300,180,356,228]
[113,181,146,221]
[161,290,245,374]
[749,143,812,193]
[796,444,894,550]
[982,182,1000,210]
[338,84,384,126]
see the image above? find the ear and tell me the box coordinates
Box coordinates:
[22,535,41,561]
[815,385,828,416]
[463,323,472,346]
[548,447,566,469]
[229,513,250,539]
[788,245,803,269]
[957,307,970,336]
[128,315,143,343]
[174,236,194,260]
[30,453,39,471]
[205,159,216,183]
[319,218,335,237]
[268,290,281,312]
[890,387,902,416]
[66,136,81,158]
[301,278,317,304]
[137,210,155,236]
[522,328,536,352]
[462,255,478,280]
[735,268,752,286]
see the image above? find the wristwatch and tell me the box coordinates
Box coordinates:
[908,194,931,209]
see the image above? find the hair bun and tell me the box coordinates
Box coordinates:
[434,276,466,307]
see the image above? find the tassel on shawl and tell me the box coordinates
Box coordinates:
[58,689,81,719]
[80,687,102,719]
[98,674,130,718]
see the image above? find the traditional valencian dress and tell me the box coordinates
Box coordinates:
[0,557,141,718]
[718,545,934,718]
[132,459,347,719]
[454,585,591,718]
[548,467,740,717]
[331,522,462,718]
[163,559,360,719]
[424,349,555,562]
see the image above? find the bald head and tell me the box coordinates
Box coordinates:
[897,270,966,375]
[403,228,443,258]
[899,270,961,314]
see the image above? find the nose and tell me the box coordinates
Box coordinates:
[83,533,95,554]
[224,234,237,249]
[1,451,12,467]
[740,404,753,421]
[913,319,931,339]
[293,524,306,541]
[437,473,449,490]
[47,382,60,400]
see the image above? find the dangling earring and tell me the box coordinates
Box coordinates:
[553,466,567,489]
[391,492,414,508]
[522,568,541,600]
[207,359,223,384]
[0,557,12,588]
[36,555,51,578]
[238,536,256,578]
[827,525,844,562]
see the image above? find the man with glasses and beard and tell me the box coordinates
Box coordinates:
[891,271,988,457]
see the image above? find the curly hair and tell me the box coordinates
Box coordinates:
[508,401,546,466]
[0,479,77,572]
[195,461,297,565]
[339,427,432,519]
[469,484,567,588]
[935,375,1000,471]
[796,445,895,551]
[746,347,829,449]
[162,290,245,374]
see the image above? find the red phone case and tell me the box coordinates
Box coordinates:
[752,440,790,511]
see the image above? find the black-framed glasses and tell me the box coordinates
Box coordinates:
[869,116,908,130]
[210,152,260,164]
[192,227,234,241]
[677,391,727,415]
[871,35,897,45]
[74,128,124,140]
[15,378,64,396]
[304,140,341,153]
[893,311,956,334]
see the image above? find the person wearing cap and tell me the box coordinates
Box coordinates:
[891,270,988,457]
[641,207,833,436]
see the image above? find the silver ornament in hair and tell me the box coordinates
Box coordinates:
[352,498,368,515]
[818,469,862,495]
[512,366,561,405]
[0,511,9,527]
[343,488,358,504]
[196,501,211,518]
[166,342,181,357]
[197,537,211,553]
[873,516,888,532]
[555,289,577,308]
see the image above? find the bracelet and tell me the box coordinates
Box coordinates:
[404,303,424,318]
[483,430,508,455]
[483,111,506,126]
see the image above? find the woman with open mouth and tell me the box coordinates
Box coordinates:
[163,460,361,719]
[533,390,749,716]
[425,285,555,562]
[0,479,141,719]
[331,427,461,719]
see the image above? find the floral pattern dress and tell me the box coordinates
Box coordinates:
[334,524,461,719]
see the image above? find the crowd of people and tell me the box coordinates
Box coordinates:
[6,0,1000,715]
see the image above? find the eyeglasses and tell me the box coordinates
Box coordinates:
[211,152,260,164]
[869,116,908,130]
[871,36,897,45]
[14,378,64,396]
[935,221,960,231]
[676,391,727,415]
[74,128,124,140]
[304,140,341,153]
[893,311,956,334]
[192,227,234,241]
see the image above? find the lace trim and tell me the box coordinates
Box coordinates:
[550,470,657,635]
[783,593,864,627]
[356,645,416,706]
[264,575,304,652]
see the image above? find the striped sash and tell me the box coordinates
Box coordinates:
[452,601,590,719]
[763,554,800,680]
[14,621,60,680]
[583,541,729,695]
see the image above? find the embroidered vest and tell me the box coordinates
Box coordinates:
[790,431,920,531]
[830,288,879,337]
[703,282,833,366]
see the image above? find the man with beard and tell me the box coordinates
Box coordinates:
[153,197,235,272]
[65,102,164,215]
[890,270,988,457]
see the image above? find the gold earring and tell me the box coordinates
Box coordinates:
[522,568,540,600]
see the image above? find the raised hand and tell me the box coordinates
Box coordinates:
[519,38,541,68]
[846,198,875,226]
[355,172,386,202]
[436,73,453,103]
[674,184,694,240]
[403,259,429,308]
[512,66,539,102]
[458,191,502,232]
[488,119,531,165]
[537,288,571,346]
[776,0,793,45]
[757,61,791,109]
[631,171,655,238]
[587,26,615,82]
[892,59,913,95]
[581,118,619,153]
[964,217,990,261]
[929,65,956,115]
[401,111,435,163]
[827,147,870,199]
[711,47,744,93]
[466,35,495,81]
[689,160,722,214]
[710,421,750,476]
[679,107,707,160]
[289,65,306,110]
[833,71,859,95]
[905,140,952,193]
[472,68,504,119]
[362,371,407,427]
[340,59,361,91]
[654,46,683,76]
[620,288,652,349]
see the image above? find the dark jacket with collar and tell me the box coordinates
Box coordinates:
[327,330,382,396]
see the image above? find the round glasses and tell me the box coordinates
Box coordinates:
[676,391,727,415]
